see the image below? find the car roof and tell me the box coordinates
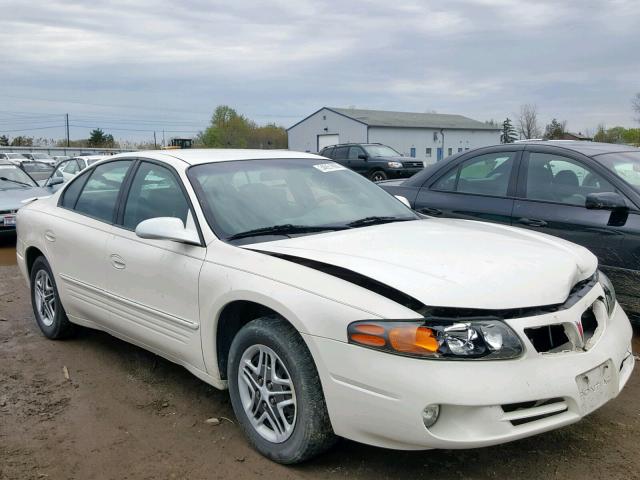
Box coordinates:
[515,140,639,157]
[109,149,325,166]
[322,143,383,148]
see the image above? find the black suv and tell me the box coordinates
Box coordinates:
[319,143,424,182]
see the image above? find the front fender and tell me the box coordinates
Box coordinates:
[198,260,379,381]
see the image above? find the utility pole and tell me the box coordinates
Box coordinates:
[153,131,157,149]
[162,130,165,147]
[65,114,70,147]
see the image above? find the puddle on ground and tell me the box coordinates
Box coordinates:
[0,245,16,266]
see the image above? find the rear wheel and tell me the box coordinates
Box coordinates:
[369,170,388,182]
[227,316,336,464]
[30,256,73,339]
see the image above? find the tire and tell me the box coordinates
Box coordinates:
[228,316,337,464]
[369,170,388,182]
[30,256,74,339]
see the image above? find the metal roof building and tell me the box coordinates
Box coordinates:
[288,107,501,162]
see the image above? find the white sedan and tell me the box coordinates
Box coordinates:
[16,149,634,464]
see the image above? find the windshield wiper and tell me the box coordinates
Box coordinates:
[0,176,33,187]
[227,224,348,241]
[347,216,415,227]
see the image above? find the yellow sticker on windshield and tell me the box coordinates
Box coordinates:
[313,163,346,173]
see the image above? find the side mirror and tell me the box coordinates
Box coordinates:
[135,217,200,245]
[358,154,368,160]
[394,195,411,208]
[48,176,65,186]
[585,192,628,211]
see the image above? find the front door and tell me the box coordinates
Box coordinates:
[512,150,625,281]
[105,161,206,368]
[347,146,368,174]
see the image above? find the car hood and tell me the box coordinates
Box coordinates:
[0,186,51,211]
[373,155,414,162]
[247,218,597,310]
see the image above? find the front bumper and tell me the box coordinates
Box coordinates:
[386,167,423,179]
[303,288,634,450]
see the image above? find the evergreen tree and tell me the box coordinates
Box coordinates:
[543,119,567,140]
[500,118,517,143]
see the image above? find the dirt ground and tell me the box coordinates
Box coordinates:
[1,239,639,480]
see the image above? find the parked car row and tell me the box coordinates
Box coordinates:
[0,155,107,237]
[13,146,634,464]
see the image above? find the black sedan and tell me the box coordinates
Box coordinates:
[380,141,640,318]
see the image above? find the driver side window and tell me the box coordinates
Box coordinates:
[432,152,516,197]
[524,153,616,206]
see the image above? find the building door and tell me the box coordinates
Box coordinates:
[317,134,339,152]
[437,148,443,161]
[410,147,416,158]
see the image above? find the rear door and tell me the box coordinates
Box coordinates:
[512,147,625,275]
[45,159,134,327]
[332,146,349,168]
[413,148,520,224]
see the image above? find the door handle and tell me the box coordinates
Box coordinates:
[518,217,548,227]
[110,254,126,270]
[420,207,443,216]
[44,231,56,242]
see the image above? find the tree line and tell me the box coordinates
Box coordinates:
[499,94,640,145]
[2,98,639,149]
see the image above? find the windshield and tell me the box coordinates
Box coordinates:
[31,153,51,159]
[0,164,37,188]
[364,145,401,157]
[188,158,417,241]
[20,161,55,181]
[597,151,640,191]
[7,153,26,159]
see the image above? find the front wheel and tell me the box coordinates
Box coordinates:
[369,170,388,182]
[227,316,336,464]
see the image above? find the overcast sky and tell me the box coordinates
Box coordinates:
[1,0,639,142]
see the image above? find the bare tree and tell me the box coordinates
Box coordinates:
[517,104,541,139]
[633,93,640,122]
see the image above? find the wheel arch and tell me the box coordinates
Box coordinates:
[215,299,301,381]
[25,246,46,277]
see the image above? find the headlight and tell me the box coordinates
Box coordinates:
[387,161,403,168]
[348,319,523,360]
[598,271,616,316]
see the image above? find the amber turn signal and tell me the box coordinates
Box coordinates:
[389,325,438,353]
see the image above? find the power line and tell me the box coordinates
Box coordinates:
[69,124,199,133]
[0,125,65,133]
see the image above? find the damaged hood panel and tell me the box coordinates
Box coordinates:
[246,218,597,311]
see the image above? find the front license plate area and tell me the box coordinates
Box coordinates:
[576,360,617,415]
[3,215,16,226]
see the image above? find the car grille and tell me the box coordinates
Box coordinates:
[524,302,600,353]
[501,398,568,426]
[402,161,424,168]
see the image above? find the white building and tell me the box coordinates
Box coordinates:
[287,107,501,162]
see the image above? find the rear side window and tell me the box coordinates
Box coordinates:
[122,162,190,230]
[61,169,91,208]
[432,152,516,197]
[321,147,334,158]
[333,147,348,159]
[73,161,132,222]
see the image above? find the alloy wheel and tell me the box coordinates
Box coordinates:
[34,270,56,327]
[238,344,297,443]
